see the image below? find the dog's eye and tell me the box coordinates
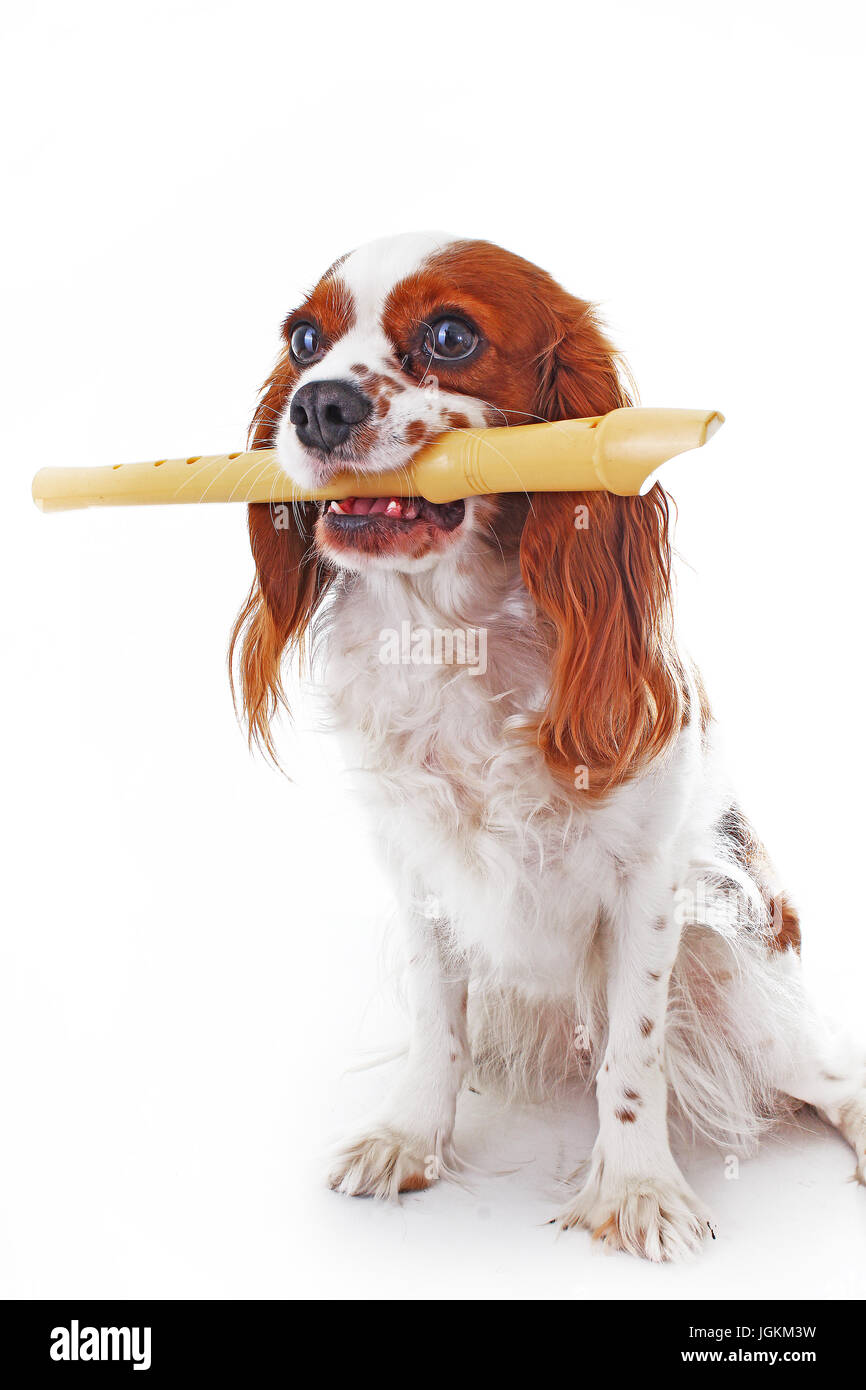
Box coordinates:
[289,322,322,364]
[424,317,478,361]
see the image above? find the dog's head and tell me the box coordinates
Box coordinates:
[233,233,682,791]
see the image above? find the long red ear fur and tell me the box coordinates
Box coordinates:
[520,295,683,796]
[229,352,333,760]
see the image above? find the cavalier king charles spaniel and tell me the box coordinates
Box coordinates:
[231,233,866,1261]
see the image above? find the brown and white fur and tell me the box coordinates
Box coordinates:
[231,232,866,1261]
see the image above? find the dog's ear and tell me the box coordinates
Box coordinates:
[534,291,632,424]
[229,351,333,760]
[520,291,683,795]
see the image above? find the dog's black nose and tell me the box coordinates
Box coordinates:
[289,379,372,453]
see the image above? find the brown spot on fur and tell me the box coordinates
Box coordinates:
[653,916,667,931]
[768,892,801,954]
[352,367,405,398]
[615,1107,637,1123]
[718,802,765,871]
[405,420,429,446]
[640,1017,654,1038]
[446,411,471,429]
[592,1214,619,1242]
[398,1172,430,1192]
[649,970,661,981]
[717,806,802,955]
[624,1088,640,1101]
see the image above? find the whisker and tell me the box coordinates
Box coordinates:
[171,454,222,501]
[198,451,248,505]
[415,320,437,389]
[470,398,555,427]
[226,452,278,503]
[447,430,537,517]
[476,514,507,567]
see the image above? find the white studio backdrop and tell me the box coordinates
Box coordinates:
[1,0,864,1298]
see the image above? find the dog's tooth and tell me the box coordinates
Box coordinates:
[329,500,348,513]
[384,498,403,517]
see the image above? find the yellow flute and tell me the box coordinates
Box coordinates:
[31,407,723,513]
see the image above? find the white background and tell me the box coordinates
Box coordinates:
[2,0,864,1300]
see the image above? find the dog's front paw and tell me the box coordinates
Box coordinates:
[558,1168,714,1262]
[328,1127,441,1200]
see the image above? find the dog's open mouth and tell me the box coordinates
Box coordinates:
[318,496,465,532]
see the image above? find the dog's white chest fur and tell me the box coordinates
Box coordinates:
[323,568,690,993]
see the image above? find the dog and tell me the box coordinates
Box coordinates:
[231,232,866,1260]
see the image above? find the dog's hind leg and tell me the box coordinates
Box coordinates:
[764,951,866,1181]
[676,912,866,1181]
[702,811,866,1174]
